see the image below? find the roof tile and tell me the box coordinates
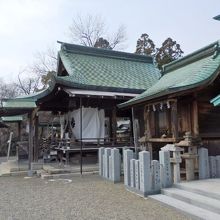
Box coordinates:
[58,43,160,92]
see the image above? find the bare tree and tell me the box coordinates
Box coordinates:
[24,46,57,89]
[0,78,20,106]
[30,47,57,77]
[16,15,126,96]
[68,14,126,49]
[16,70,41,95]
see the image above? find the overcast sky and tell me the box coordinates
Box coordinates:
[0,0,220,82]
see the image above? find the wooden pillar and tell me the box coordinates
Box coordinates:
[144,105,153,159]
[192,98,199,136]
[166,109,171,135]
[28,111,34,172]
[144,105,148,136]
[132,107,138,156]
[80,97,83,175]
[112,106,117,145]
[18,121,21,141]
[33,114,39,162]
[171,100,178,141]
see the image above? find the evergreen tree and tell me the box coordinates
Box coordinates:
[94,37,112,49]
[135,33,156,56]
[155,38,183,70]
[135,34,184,70]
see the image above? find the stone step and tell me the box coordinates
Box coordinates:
[174,180,220,200]
[1,160,18,166]
[41,170,98,179]
[162,188,220,214]
[43,165,98,175]
[149,194,220,220]
[1,170,37,177]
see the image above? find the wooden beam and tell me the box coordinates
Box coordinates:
[147,138,176,143]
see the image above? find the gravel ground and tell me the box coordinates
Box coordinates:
[0,175,190,220]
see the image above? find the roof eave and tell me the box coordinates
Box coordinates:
[213,15,220,21]
[119,53,220,109]
[118,78,216,109]
[55,76,145,94]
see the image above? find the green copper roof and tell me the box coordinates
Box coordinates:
[210,94,220,106]
[0,89,53,117]
[213,15,220,21]
[2,89,51,110]
[1,115,23,122]
[13,88,51,101]
[119,40,220,108]
[2,100,36,109]
[57,42,160,93]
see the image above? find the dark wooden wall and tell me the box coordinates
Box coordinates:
[133,105,145,138]
[197,82,220,155]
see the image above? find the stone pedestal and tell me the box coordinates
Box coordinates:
[198,148,210,179]
[176,132,199,181]
[159,150,172,188]
[135,160,140,190]
[123,149,134,186]
[139,151,151,195]
[151,160,161,192]
[98,147,105,176]
[184,155,196,181]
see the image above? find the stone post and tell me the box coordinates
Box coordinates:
[135,160,140,190]
[159,150,172,188]
[109,154,112,180]
[173,150,182,183]
[111,148,121,182]
[161,144,183,184]
[139,151,151,195]
[216,156,220,178]
[130,159,136,188]
[209,156,217,178]
[151,160,161,192]
[99,147,105,176]
[103,148,111,179]
[123,149,134,186]
[198,148,210,179]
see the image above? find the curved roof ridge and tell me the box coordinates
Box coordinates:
[162,40,220,74]
[57,41,153,63]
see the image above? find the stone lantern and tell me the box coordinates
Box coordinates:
[176,132,200,181]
